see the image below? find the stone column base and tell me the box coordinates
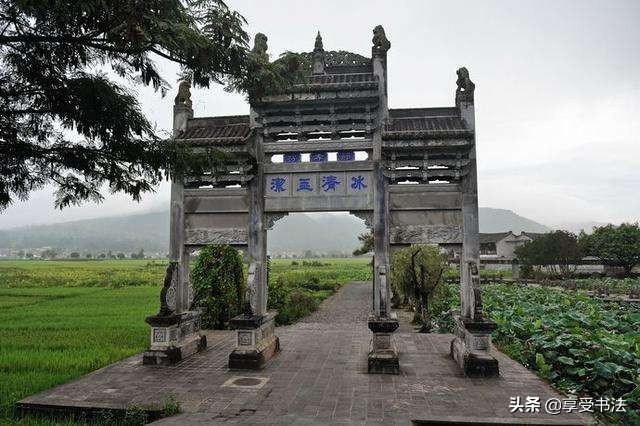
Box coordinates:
[367,313,400,374]
[143,311,207,366]
[228,310,280,370]
[450,315,499,377]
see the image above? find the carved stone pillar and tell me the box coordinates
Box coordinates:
[143,83,207,366]
[228,104,279,370]
[367,25,399,375]
[450,71,499,377]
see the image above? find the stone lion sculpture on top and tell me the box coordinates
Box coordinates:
[174,80,192,107]
[252,33,268,60]
[455,67,475,103]
[372,25,391,54]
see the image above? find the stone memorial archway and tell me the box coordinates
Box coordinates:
[143,27,498,377]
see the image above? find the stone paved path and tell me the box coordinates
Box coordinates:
[20,282,591,425]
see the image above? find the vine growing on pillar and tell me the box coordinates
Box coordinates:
[191,245,245,329]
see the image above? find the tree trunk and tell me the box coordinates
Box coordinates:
[412,302,421,324]
[418,296,431,333]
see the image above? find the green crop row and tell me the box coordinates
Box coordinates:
[0,260,167,288]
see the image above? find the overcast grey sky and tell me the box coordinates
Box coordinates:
[1,0,639,229]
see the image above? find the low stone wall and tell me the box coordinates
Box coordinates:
[476,259,607,274]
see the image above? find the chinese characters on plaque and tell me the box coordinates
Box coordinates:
[266,172,372,197]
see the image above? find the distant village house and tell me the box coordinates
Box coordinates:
[479,232,543,259]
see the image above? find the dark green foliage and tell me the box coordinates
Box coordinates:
[268,276,319,325]
[301,260,330,267]
[284,292,318,321]
[519,263,534,278]
[191,245,244,329]
[433,283,639,423]
[515,230,582,277]
[487,286,639,424]
[266,259,373,325]
[268,274,325,325]
[123,405,149,425]
[162,395,181,416]
[580,223,640,276]
[353,231,374,256]
[0,0,249,210]
[391,245,449,331]
[225,49,305,101]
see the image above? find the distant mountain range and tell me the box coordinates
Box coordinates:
[478,207,551,233]
[0,207,555,255]
[0,211,170,255]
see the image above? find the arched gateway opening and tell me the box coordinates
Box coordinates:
[143,27,498,377]
[266,212,368,260]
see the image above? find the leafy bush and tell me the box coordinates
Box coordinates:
[301,260,330,267]
[277,291,319,325]
[391,245,449,332]
[520,263,534,278]
[268,275,320,325]
[353,231,374,256]
[191,245,244,329]
[580,223,640,276]
[162,395,181,416]
[515,231,582,277]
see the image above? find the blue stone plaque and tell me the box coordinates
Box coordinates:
[310,152,328,162]
[283,153,301,163]
[337,151,355,162]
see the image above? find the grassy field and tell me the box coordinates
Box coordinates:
[0,258,372,424]
[0,260,161,423]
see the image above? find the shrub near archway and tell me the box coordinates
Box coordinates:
[191,245,245,329]
[391,245,450,332]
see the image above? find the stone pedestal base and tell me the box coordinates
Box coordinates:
[143,311,207,366]
[450,315,499,377]
[367,313,400,374]
[228,310,280,370]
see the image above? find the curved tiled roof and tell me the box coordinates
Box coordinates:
[292,72,379,92]
[383,109,473,140]
[288,50,371,74]
[177,115,251,146]
[479,232,512,244]
[308,72,377,85]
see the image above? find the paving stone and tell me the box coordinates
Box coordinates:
[18,282,592,425]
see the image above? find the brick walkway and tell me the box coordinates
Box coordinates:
[20,282,591,425]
